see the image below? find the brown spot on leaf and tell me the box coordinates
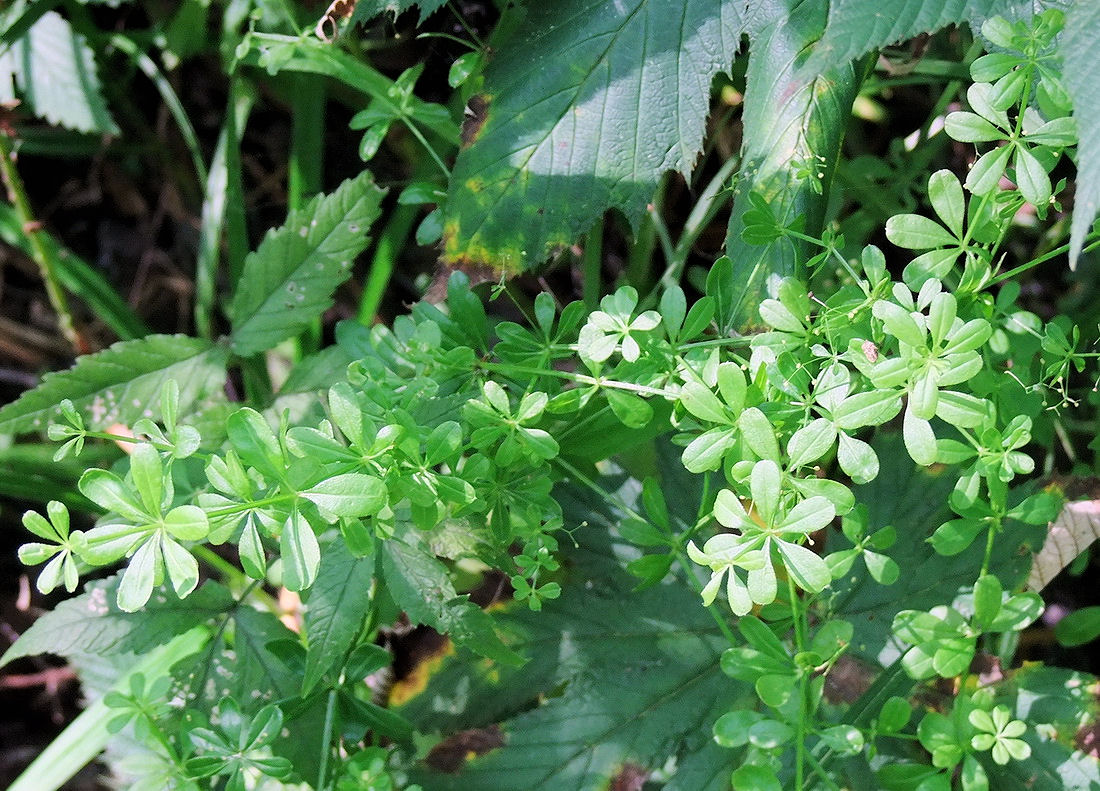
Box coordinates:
[609,763,648,791]
[461,95,490,148]
[426,725,505,772]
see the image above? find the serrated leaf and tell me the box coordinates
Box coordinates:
[229,171,384,355]
[810,0,1014,73]
[0,577,233,668]
[302,537,375,695]
[381,538,519,665]
[442,0,749,271]
[400,490,747,791]
[721,4,861,331]
[2,11,118,133]
[349,0,448,25]
[1062,1,1100,267]
[0,335,227,435]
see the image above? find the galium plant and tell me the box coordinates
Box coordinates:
[2,2,1100,790]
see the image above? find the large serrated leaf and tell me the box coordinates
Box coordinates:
[809,0,1014,72]
[1,11,118,134]
[1062,1,1100,267]
[349,0,447,25]
[399,484,747,791]
[0,578,233,668]
[302,537,375,694]
[0,334,228,435]
[827,435,1038,666]
[721,2,862,332]
[381,537,521,666]
[229,170,384,356]
[441,0,749,271]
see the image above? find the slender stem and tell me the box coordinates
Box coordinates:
[0,131,81,351]
[788,573,808,790]
[316,687,340,791]
[358,202,418,324]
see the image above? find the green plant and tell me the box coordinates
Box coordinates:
[2,1,1100,790]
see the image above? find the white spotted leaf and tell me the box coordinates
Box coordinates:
[229,170,385,356]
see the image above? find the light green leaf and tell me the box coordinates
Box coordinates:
[129,444,164,517]
[441,0,749,270]
[679,382,728,424]
[787,417,837,468]
[161,537,199,599]
[837,432,879,485]
[281,511,321,592]
[163,505,209,542]
[117,539,159,612]
[1014,145,1051,209]
[79,469,147,523]
[682,427,736,473]
[751,460,782,523]
[0,335,227,435]
[777,540,831,593]
[229,171,385,355]
[302,473,387,520]
[904,409,938,466]
[2,11,118,134]
[873,300,925,347]
[928,169,965,238]
[739,407,780,462]
[833,389,903,430]
[778,497,835,537]
[885,214,958,250]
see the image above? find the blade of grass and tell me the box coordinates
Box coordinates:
[195,76,255,340]
[6,626,211,791]
[107,33,208,187]
[288,72,326,357]
[357,201,417,325]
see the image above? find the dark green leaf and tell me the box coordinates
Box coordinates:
[442,0,748,270]
[302,538,376,694]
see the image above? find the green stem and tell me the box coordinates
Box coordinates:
[787,573,808,790]
[0,130,80,351]
[358,202,418,324]
[316,687,340,791]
